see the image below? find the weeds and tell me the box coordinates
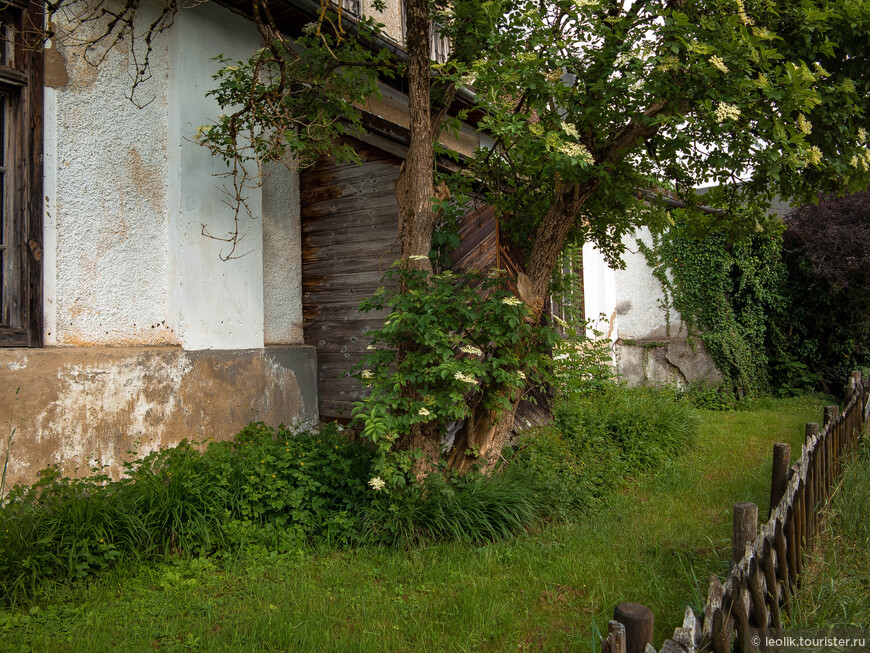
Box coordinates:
[791,435,870,627]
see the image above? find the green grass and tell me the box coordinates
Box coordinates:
[0,395,829,652]
[791,435,870,628]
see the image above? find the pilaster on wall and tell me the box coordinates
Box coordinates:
[168,4,265,351]
[582,241,618,344]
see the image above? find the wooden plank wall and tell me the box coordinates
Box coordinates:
[300,140,402,421]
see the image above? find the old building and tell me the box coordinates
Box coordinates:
[0,0,486,486]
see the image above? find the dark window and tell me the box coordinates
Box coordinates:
[0,1,43,348]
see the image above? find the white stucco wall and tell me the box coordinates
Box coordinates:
[582,241,617,342]
[46,2,172,346]
[167,4,266,351]
[44,0,307,351]
[613,228,686,340]
[263,161,303,344]
[363,0,404,45]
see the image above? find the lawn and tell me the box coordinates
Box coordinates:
[0,395,829,652]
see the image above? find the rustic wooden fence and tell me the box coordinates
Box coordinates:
[602,371,868,653]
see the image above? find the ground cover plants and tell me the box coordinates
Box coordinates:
[0,381,698,605]
[0,395,826,651]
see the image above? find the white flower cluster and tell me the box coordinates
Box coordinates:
[408,254,429,261]
[859,128,868,144]
[454,371,479,385]
[361,370,374,379]
[502,297,524,306]
[735,0,754,25]
[714,103,741,123]
[194,125,213,141]
[368,477,386,491]
[574,0,599,7]
[797,114,812,135]
[517,370,527,380]
[709,56,729,74]
[562,122,580,139]
[849,150,870,171]
[804,145,822,166]
[558,142,595,165]
[418,407,430,417]
[460,344,484,356]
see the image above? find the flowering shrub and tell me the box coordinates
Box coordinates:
[351,266,560,478]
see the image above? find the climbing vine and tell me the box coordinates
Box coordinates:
[639,212,789,393]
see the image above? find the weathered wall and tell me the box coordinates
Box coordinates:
[167,3,266,350]
[0,1,320,489]
[0,346,317,487]
[263,161,303,344]
[44,1,173,347]
[44,0,308,351]
[582,228,722,387]
[364,0,404,45]
[613,228,686,340]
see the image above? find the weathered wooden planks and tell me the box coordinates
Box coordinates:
[300,138,402,421]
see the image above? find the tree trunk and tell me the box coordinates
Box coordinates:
[396,0,436,269]
[447,181,599,472]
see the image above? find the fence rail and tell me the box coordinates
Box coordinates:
[602,371,868,653]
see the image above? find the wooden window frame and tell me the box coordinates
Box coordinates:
[0,0,42,348]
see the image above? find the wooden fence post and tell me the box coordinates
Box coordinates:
[823,405,838,428]
[864,392,870,428]
[769,443,791,517]
[613,603,654,653]
[732,502,758,566]
[805,424,819,541]
[602,620,627,653]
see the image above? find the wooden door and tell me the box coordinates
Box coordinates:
[301,140,402,421]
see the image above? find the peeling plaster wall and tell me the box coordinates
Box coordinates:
[0,347,317,487]
[1,1,320,489]
[46,2,173,346]
[263,161,303,344]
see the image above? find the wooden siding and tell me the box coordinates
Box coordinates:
[301,140,402,421]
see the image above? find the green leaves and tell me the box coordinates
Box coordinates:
[351,268,558,470]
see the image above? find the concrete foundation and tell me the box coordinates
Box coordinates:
[0,346,317,487]
[614,338,723,388]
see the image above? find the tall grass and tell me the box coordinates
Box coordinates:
[792,436,870,627]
